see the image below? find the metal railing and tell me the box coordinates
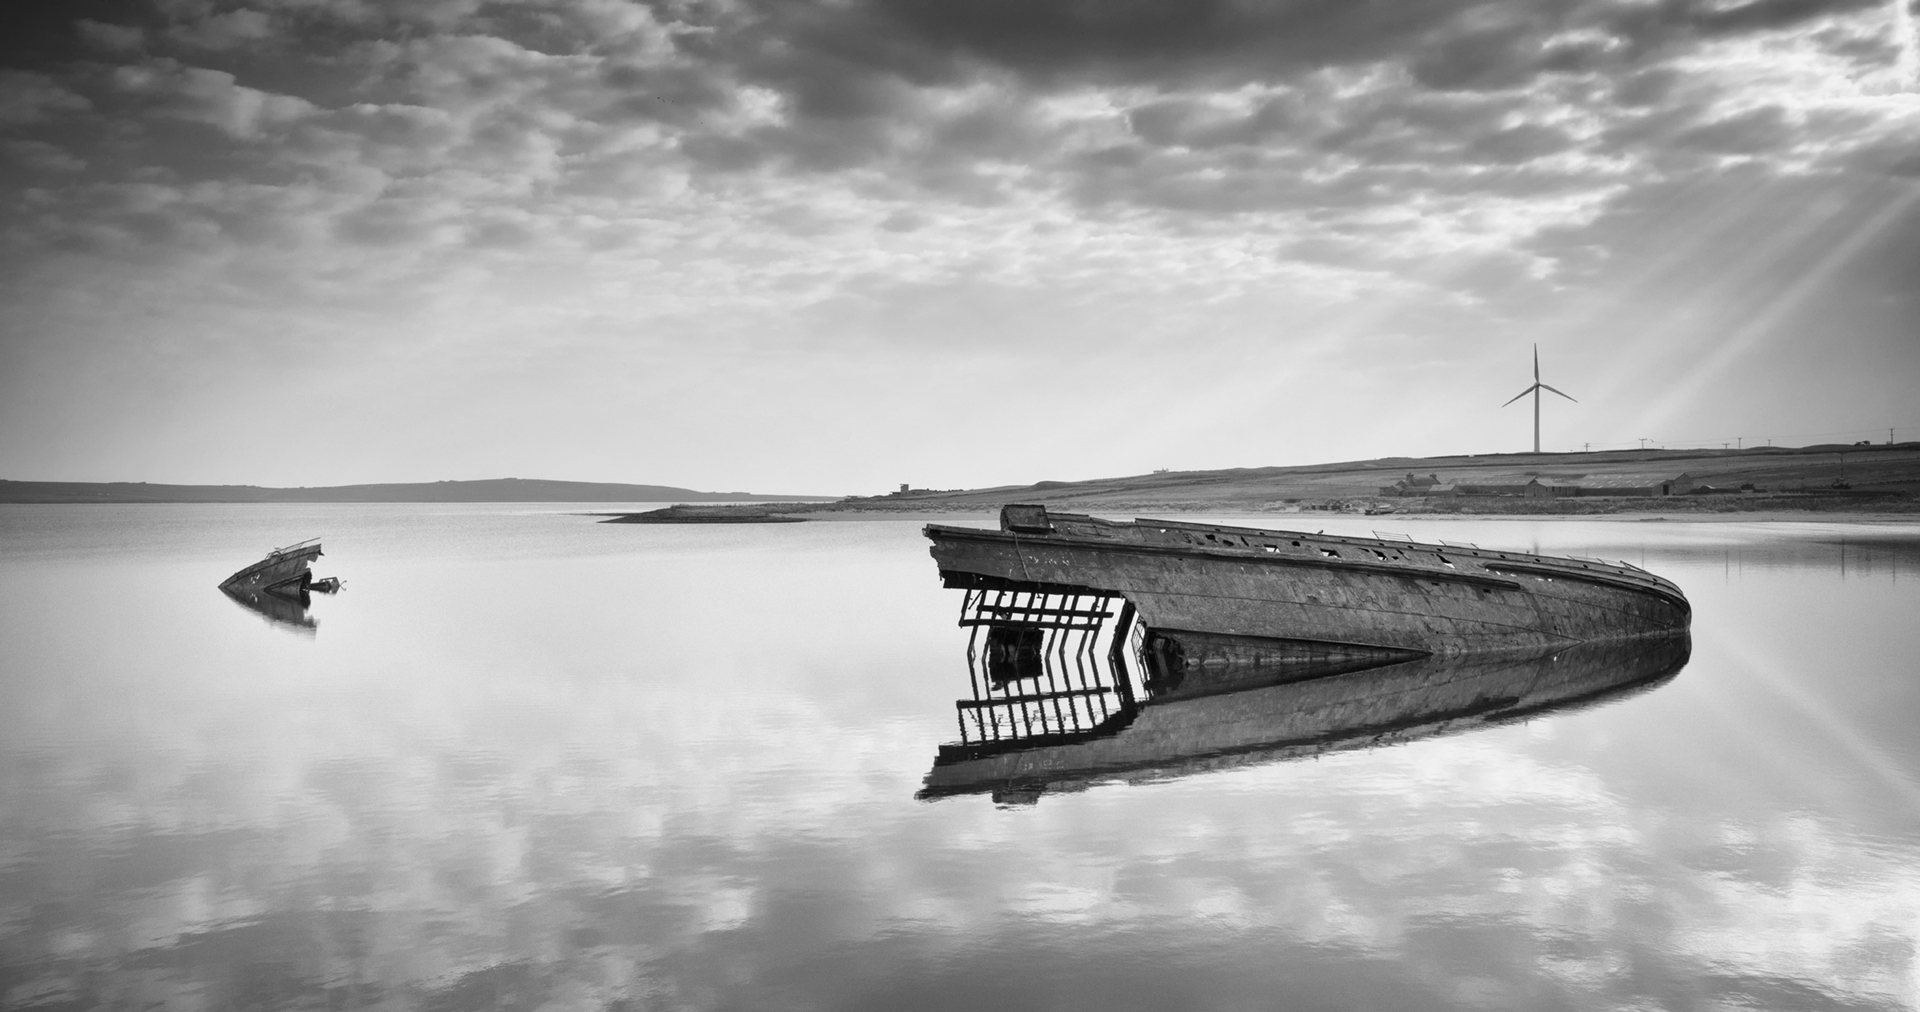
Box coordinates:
[954,584,1138,750]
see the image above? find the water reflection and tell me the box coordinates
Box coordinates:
[219,583,319,632]
[925,585,1690,803]
[1505,522,1920,578]
[4,510,1918,1012]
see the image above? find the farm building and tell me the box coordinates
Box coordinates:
[1381,472,1700,497]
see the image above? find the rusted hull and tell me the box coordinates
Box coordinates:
[926,518,1687,656]
[921,631,1690,801]
[218,544,322,594]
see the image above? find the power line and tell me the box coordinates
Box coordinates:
[1572,424,1919,451]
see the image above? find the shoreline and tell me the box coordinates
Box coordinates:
[592,499,1920,525]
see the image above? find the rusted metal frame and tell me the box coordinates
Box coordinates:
[955,687,1111,708]
[962,587,998,743]
[957,618,1105,629]
[1083,594,1117,723]
[964,588,984,733]
[956,583,1146,742]
[1106,600,1138,710]
[1063,593,1097,730]
[1038,593,1072,734]
[1077,596,1110,721]
[977,603,1114,619]
[1053,592,1084,730]
[1082,595,1113,729]
[935,570,1109,596]
[1015,589,1042,738]
[1068,594,1098,727]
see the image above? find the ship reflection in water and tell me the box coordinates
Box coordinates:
[922,584,1690,804]
[219,581,325,632]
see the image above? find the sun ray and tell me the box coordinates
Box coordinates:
[1896,0,1919,91]
[1711,628,1920,814]
[1632,182,1920,434]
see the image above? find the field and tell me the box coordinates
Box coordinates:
[827,443,1920,517]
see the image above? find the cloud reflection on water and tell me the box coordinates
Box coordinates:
[1,511,1918,1010]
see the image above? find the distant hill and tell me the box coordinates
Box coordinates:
[0,478,842,504]
[843,444,1920,512]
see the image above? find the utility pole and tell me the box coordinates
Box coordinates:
[1584,442,1590,453]
[1737,437,1742,450]
[1639,438,1648,451]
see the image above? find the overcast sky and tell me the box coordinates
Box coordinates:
[2,0,1917,493]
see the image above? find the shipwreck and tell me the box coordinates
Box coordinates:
[924,505,1688,658]
[917,505,1692,802]
[218,537,339,631]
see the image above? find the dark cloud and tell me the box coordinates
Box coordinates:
[3,0,1894,206]
[2,0,1913,369]
[0,0,160,71]
[860,0,1550,86]
[713,0,1885,100]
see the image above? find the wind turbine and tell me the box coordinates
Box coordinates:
[1502,344,1576,453]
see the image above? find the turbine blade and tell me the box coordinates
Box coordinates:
[1533,344,1539,381]
[1539,383,1577,402]
[1501,385,1538,407]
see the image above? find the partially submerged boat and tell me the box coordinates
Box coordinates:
[924,506,1688,658]
[918,505,1692,802]
[219,537,324,595]
[218,538,338,632]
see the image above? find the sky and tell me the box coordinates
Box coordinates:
[1,0,1917,494]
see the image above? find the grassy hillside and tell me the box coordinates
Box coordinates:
[839,444,1920,514]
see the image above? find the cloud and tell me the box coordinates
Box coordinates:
[0,71,93,126]
[0,0,1916,485]
[164,6,274,49]
[76,18,149,54]
[107,59,316,138]
[0,139,88,173]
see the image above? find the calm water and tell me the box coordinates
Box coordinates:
[3,505,1919,1012]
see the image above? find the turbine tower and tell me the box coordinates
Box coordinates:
[1502,344,1577,453]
